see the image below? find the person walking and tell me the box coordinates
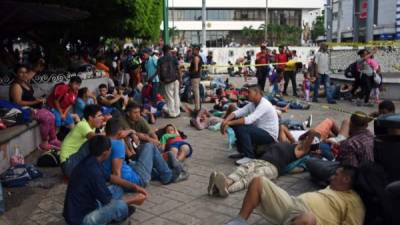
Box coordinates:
[157,45,181,118]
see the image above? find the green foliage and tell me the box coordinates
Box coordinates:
[311,11,325,41]
[240,24,302,46]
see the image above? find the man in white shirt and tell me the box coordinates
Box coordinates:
[312,43,336,104]
[221,85,279,159]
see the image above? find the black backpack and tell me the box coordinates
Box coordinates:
[344,61,359,78]
[37,150,60,167]
[158,56,178,84]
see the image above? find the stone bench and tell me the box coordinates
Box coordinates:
[330,73,400,100]
[0,121,41,173]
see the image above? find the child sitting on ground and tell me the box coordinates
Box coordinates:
[160,124,193,162]
[97,84,127,111]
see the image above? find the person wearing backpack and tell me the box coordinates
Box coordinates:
[157,45,181,118]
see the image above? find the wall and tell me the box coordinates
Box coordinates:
[168,0,324,9]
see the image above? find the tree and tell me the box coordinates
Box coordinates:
[311,10,326,42]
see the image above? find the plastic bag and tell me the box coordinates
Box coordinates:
[10,145,24,167]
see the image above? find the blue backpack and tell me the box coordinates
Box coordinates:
[0,164,42,187]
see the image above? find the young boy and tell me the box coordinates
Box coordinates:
[97,83,126,111]
[63,136,147,225]
[47,76,82,128]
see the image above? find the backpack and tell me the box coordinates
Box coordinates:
[344,62,359,79]
[0,164,42,187]
[37,150,60,167]
[158,56,178,83]
[355,162,391,225]
[0,100,32,126]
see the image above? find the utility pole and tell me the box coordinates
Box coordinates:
[163,0,169,45]
[202,0,206,47]
[366,0,375,42]
[337,0,342,43]
[353,0,359,42]
[326,0,333,42]
[265,0,268,42]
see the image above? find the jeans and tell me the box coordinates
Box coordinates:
[313,74,333,102]
[82,185,128,225]
[270,82,279,96]
[151,82,160,103]
[232,125,276,159]
[257,66,270,91]
[305,158,340,183]
[280,119,305,130]
[61,142,90,177]
[283,71,297,96]
[130,143,172,187]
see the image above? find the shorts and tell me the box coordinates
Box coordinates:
[167,141,193,158]
[257,177,310,225]
[51,108,74,127]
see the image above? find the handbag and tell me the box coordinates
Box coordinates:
[0,164,42,187]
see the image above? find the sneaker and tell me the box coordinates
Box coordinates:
[38,143,52,151]
[49,139,61,149]
[228,153,244,159]
[222,216,248,225]
[173,169,190,183]
[208,171,217,196]
[214,172,229,197]
[306,115,313,128]
[327,100,337,104]
[235,157,252,166]
[363,102,374,107]
[110,206,136,224]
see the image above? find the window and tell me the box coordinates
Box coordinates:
[170,9,266,21]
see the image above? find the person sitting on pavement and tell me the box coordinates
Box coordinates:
[120,102,160,146]
[159,124,193,162]
[97,83,126,111]
[103,119,189,187]
[220,84,279,160]
[222,166,364,225]
[63,135,148,225]
[370,100,397,135]
[60,104,105,176]
[306,111,374,184]
[208,129,320,197]
[74,87,96,119]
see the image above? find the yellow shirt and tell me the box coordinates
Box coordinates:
[60,120,95,162]
[298,186,365,225]
[284,59,297,72]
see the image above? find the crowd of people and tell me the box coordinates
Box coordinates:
[1,40,399,225]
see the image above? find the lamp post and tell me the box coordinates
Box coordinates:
[325,0,333,42]
[265,0,268,42]
[163,0,169,45]
[202,0,206,47]
[366,0,375,42]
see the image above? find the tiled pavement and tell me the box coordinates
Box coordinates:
[2,77,398,225]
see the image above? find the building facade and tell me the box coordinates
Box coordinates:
[164,0,324,47]
[332,0,400,41]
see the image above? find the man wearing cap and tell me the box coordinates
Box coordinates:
[143,48,160,103]
[189,45,203,113]
[255,44,270,91]
[306,111,374,183]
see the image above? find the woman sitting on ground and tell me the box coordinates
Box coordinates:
[9,63,60,151]
[160,124,193,162]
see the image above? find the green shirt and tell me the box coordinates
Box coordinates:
[60,119,94,162]
[160,133,178,145]
[120,116,151,134]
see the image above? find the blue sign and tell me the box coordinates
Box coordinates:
[396,33,400,40]
[380,33,394,40]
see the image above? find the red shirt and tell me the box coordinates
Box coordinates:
[275,53,288,70]
[47,83,77,113]
[256,52,269,65]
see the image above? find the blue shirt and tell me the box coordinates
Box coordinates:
[74,98,86,119]
[102,139,141,185]
[63,156,112,225]
[145,55,159,83]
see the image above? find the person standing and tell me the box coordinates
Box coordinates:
[356,48,378,106]
[157,45,181,118]
[313,43,336,104]
[274,46,289,95]
[255,44,269,91]
[143,48,160,103]
[283,50,299,97]
[189,45,203,113]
